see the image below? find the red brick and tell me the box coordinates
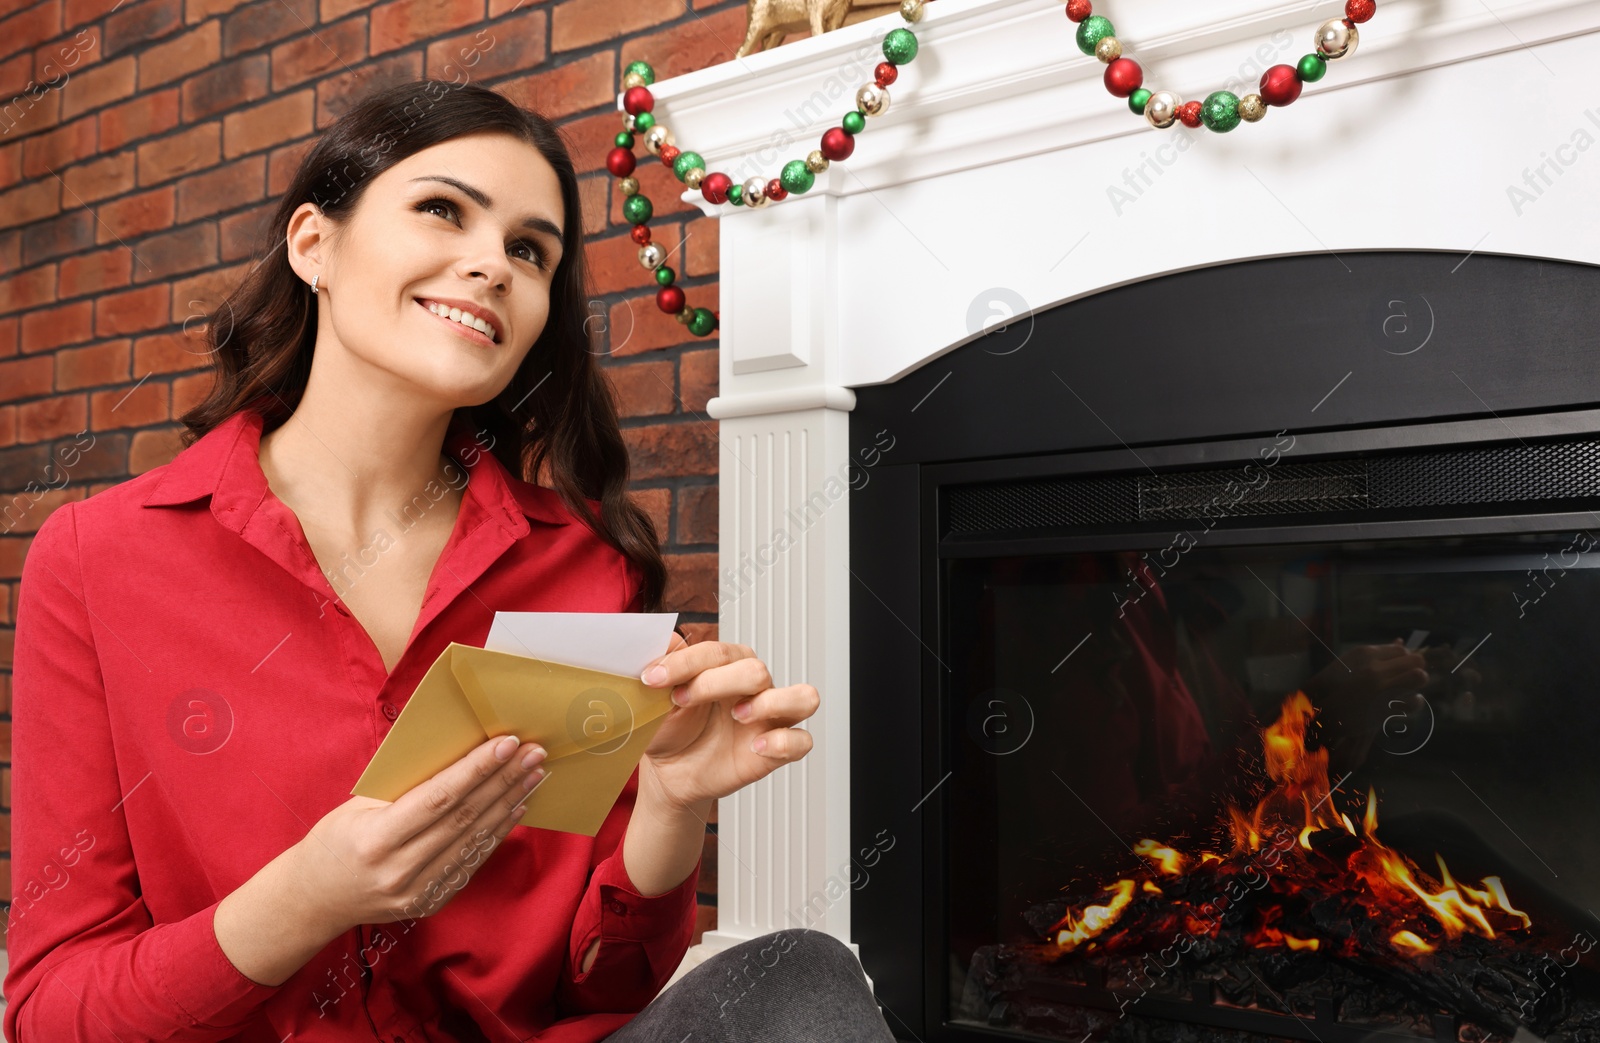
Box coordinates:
[65,0,122,29]
[621,6,744,82]
[16,393,86,442]
[137,122,221,186]
[0,355,52,402]
[100,88,181,150]
[0,2,61,62]
[33,24,101,85]
[683,214,717,277]
[184,0,253,25]
[585,223,681,297]
[132,222,218,282]
[171,367,212,414]
[60,148,136,204]
[680,347,715,412]
[55,338,130,389]
[138,20,219,89]
[59,245,132,298]
[552,0,681,52]
[21,114,95,179]
[20,209,92,265]
[319,0,379,24]
[423,10,542,82]
[622,420,716,479]
[90,377,169,429]
[2,765,10,808]
[129,422,184,471]
[0,75,63,139]
[609,281,716,358]
[95,283,170,337]
[0,138,19,189]
[133,329,211,374]
[103,0,182,57]
[500,50,612,122]
[59,55,135,120]
[0,264,57,315]
[560,111,618,183]
[661,550,715,612]
[175,154,264,221]
[577,173,606,236]
[222,89,312,159]
[370,0,481,55]
[604,358,673,418]
[269,14,365,92]
[676,481,716,544]
[19,298,92,353]
[313,51,420,129]
[0,52,30,99]
[0,406,11,448]
[266,137,313,196]
[217,199,276,261]
[180,53,268,122]
[0,314,15,357]
[1,488,81,536]
[628,485,669,544]
[221,0,311,57]
[96,186,175,243]
[0,229,16,271]
[169,262,247,323]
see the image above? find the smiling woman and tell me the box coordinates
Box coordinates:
[5,78,883,1043]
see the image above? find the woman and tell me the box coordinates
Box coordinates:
[5,80,896,1043]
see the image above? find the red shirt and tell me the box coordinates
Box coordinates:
[5,407,701,1043]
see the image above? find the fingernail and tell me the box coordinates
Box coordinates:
[751,736,767,754]
[732,701,750,721]
[672,687,690,706]
[520,746,545,770]
[523,767,547,791]
[643,664,668,686]
[495,735,520,761]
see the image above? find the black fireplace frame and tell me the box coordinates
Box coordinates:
[847,250,1600,1042]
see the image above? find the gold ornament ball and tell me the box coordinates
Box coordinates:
[623,113,637,132]
[639,243,667,270]
[676,308,694,325]
[1239,94,1267,122]
[1315,18,1358,60]
[1095,36,1122,63]
[900,0,923,22]
[806,150,830,173]
[1144,90,1181,129]
[856,83,889,118]
[617,176,640,197]
[742,176,769,207]
[643,124,674,156]
[684,167,706,190]
[622,71,646,90]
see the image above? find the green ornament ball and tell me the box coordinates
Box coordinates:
[656,265,675,286]
[688,307,717,337]
[614,131,634,148]
[1075,15,1114,56]
[672,151,705,183]
[1200,90,1241,133]
[842,110,866,135]
[622,193,653,224]
[1128,87,1152,116]
[633,111,656,132]
[728,183,744,206]
[1297,53,1327,82]
[624,61,655,86]
[780,159,815,194]
[883,27,918,65]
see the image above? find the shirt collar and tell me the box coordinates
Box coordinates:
[140,407,572,531]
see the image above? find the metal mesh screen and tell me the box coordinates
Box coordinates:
[945,438,1600,537]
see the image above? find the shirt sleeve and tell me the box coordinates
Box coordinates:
[3,503,286,1042]
[555,766,703,1016]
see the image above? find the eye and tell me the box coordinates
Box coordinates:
[416,195,553,272]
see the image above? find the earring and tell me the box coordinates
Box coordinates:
[311,274,320,294]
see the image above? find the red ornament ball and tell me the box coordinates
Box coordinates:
[606,147,636,178]
[1259,64,1303,106]
[1345,0,1375,22]
[622,86,654,116]
[700,171,733,205]
[630,224,652,246]
[766,178,788,202]
[1177,100,1203,128]
[874,61,898,88]
[820,126,855,161]
[656,286,686,314]
[660,144,680,166]
[1103,58,1143,98]
[1066,0,1092,22]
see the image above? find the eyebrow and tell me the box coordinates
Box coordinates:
[407,175,565,244]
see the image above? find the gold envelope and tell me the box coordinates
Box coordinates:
[350,642,676,836]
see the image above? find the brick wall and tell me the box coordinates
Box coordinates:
[0,0,762,952]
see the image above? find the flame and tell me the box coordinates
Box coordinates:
[1048,691,1532,959]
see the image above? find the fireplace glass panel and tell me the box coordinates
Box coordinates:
[946,531,1600,1043]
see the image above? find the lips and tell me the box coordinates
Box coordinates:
[416,298,498,347]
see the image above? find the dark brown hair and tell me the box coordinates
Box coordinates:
[178,78,665,613]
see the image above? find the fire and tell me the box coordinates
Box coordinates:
[1048,691,1532,959]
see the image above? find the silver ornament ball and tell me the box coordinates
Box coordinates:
[638,242,667,270]
[1314,18,1358,60]
[1144,90,1181,129]
[856,83,889,118]
[643,124,674,156]
[741,176,769,208]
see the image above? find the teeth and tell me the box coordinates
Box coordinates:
[424,300,497,342]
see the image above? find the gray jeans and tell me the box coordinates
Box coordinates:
[605,929,899,1042]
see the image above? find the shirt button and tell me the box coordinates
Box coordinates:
[335,603,350,616]
[607,898,627,915]
[382,704,399,720]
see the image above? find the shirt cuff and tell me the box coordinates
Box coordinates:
[585,846,702,943]
[153,899,286,1027]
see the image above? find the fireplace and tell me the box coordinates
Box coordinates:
[847,251,1600,1042]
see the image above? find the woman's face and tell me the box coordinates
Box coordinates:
[287,130,567,409]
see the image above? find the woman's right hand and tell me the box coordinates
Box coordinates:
[290,733,550,936]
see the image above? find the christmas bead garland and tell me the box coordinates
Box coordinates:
[1069,0,1377,132]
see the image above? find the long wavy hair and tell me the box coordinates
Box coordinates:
[177,78,666,613]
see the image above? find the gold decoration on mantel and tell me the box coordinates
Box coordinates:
[737,0,909,57]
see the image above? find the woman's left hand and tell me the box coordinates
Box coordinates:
[637,635,819,813]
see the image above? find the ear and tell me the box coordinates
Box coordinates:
[285,201,330,286]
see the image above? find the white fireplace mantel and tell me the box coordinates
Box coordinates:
[633,0,1600,979]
